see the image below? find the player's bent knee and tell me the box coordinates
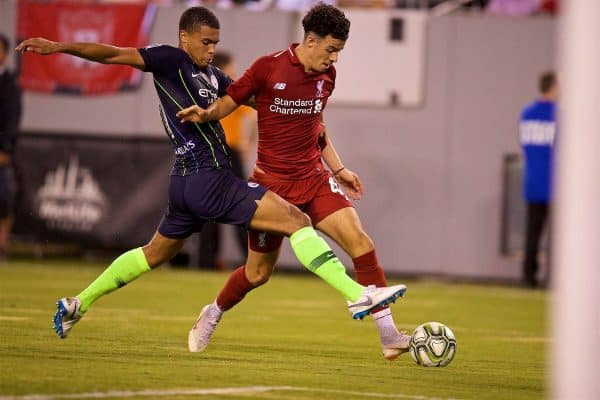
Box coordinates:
[289,206,311,229]
[246,268,272,287]
[349,233,375,256]
[143,235,185,268]
[359,234,375,251]
[250,274,270,287]
[141,246,165,269]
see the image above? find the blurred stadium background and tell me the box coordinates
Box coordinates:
[0,0,557,279]
[3,1,598,400]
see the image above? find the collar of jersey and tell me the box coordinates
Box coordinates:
[183,51,210,76]
[287,43,301,65]
[190,63,217,91]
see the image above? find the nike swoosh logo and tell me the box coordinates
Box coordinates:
[192,72,202,78]
[350,298,373,308]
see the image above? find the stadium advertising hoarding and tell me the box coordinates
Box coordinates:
[13,134,172,249]
[17,1,155,95]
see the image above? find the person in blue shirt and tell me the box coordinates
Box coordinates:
[16,6,406,341]
[519,71,557,288]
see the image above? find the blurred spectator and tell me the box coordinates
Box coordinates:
[212,51,257,172]
[277,0,336,11]
[487,0,559,16]
[0,33,22,260]
[539,0,558,14]
[391,0,488,9]
[488,0,539,16]
[196,51,257,269]
[519,71,557,288]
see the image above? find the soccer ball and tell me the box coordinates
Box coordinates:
[409,322,456,367]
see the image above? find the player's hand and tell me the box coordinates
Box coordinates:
[335,168,363,200]
[15,37,60,55]
[177,105,209,123]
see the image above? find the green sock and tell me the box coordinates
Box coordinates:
[289,226,363,302]
[77,247,150,313]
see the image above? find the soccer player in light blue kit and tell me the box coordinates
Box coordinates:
[16,7,406,340]
[519,71,557,288]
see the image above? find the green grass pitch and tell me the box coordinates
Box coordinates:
[0,260,547,400]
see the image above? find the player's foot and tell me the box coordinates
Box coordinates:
[188,304,222,352]
[348,284,407,320]
[382,331,411,361]
[53,297,83,339]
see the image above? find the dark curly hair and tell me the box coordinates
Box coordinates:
[302,3,350,41]
[179,7,220,33]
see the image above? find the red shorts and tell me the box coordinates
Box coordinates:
[248,168,353,253]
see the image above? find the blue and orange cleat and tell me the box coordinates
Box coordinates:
[53,297,83,339]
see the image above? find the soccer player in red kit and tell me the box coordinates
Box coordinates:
[178,3,410,360]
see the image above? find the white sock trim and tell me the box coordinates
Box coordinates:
[373,309,400,344]
[372,307,391,320]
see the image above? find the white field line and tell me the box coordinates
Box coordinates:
[0,316,30,321]
[0,386,461,400]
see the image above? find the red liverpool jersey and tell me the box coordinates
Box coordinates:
[227,44,335,180]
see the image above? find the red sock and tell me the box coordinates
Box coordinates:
[353,250,389,312]
[353,250,387,287]
[216,266,255,311]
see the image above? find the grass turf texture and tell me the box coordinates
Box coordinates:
[0,260,547,400]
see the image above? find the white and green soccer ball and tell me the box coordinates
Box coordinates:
[409,322,457,367]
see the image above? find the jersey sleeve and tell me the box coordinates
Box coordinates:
[138,44,183,77]
[212,66,234,98]
[226,56,272,105]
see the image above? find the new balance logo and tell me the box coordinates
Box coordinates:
[273,82,286,90]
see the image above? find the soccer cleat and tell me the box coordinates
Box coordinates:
[53,297,83,339]
[188,304,222,352]
[348,284,407,320]
[382,331,412,361]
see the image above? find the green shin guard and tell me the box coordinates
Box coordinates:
[77,247,151,313]
[289,227,363,301]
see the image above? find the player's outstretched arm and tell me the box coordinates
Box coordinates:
[16,37,145,70]
[177,95,239,123]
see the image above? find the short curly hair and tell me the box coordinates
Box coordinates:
[539,71,557,94]
[302,3,350,41]
[179,7,220,33]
